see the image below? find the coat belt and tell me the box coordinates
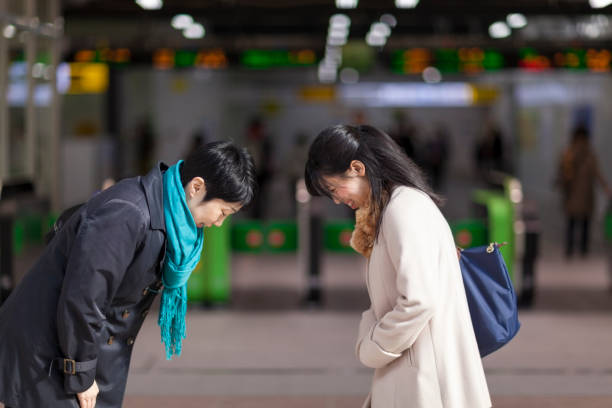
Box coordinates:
[49,357,97,376]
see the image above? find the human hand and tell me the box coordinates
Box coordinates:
[77,379,99,408]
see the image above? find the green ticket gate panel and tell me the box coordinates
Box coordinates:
[23,214,44,245]
[265,221,297,253]
[324,220,356,253]
[231,220,264,253]
[13,213,53,253]
[473,190,515,281]
[188,217,231,304]
[12,219,24,256]
[450,219,488,249]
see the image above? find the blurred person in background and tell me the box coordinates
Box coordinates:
[556,125,612,258]
[244,116,273,219]
[304,124,490,408]
[474,123,505,180]
[389,110,418,161]
[284,131,310,217]
[423,124,451,191]
[183,129,209,159]
[0,142,256,408]
[135,117,155,176]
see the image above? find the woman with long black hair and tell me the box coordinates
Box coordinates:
[305,125,491,408]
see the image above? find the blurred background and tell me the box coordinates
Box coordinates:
[1,0,612,407]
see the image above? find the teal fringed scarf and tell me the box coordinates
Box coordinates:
[159,160,204,360]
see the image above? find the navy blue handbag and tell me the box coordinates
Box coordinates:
[459,243,521,357]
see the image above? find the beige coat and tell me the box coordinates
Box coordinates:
[355,186,491,408]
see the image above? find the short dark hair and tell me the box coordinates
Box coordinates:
[305,124,442,239]
[180,141,256,205]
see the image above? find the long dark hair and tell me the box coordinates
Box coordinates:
[304,124,442,239]
[180,141,257,206]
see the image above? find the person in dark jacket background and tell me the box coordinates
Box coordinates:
[0,141,256,408]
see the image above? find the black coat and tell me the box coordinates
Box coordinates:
[0,164,168,407]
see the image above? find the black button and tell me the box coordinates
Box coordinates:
[127,337,135,346]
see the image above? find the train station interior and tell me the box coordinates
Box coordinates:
[1,0,612,407]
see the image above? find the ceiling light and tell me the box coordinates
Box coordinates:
[340,67,359,84]
[489,21,511,38]
[327,35,347,46]
[583,23,601,38]
[325,45,342,56]
[395,0,419,8]
[32,63,45,78]
[3,24,15,39]
[590,0,612,8]
[422,66,442,83]
[135,0,163,10]
[328,26,349,38]
[44,66,53,81]
[325,46,343,64]
[336,0,358,9]
[371,22,391,37]
[183,23,205,39]
[326,54,342,65]
[366,32,386,46]
[318,63,337,83]
[380,14,397,28]
[506,13,527,29]
[321,58,338,70]
[330,14,351,28]
[171,14,193,30]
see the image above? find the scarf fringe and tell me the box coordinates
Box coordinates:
[159,284,187,360]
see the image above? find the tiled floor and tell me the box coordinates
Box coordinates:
[4,242,612,407]
[119,250,612,405]
[122,396,612,408]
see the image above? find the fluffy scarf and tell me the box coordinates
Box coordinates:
[350,191,389,259]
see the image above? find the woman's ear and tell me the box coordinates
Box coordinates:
[349,160,366,177]
[187,177,207,200]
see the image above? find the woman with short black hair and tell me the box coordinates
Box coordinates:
[305,125,491,408]
[0,141,256,408]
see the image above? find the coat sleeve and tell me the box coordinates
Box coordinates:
[56,199,146,394]
[355,308,377,360]
[357,191,439,369]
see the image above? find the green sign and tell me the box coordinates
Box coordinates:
[241,50,316,69]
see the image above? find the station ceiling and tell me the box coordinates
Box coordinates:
[62,0,612,52]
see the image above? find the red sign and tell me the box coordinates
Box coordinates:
[246,230,264,248]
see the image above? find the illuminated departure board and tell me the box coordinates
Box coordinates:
[63,46,612,73]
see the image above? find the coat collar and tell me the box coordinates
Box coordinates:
[141,162,168,231]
